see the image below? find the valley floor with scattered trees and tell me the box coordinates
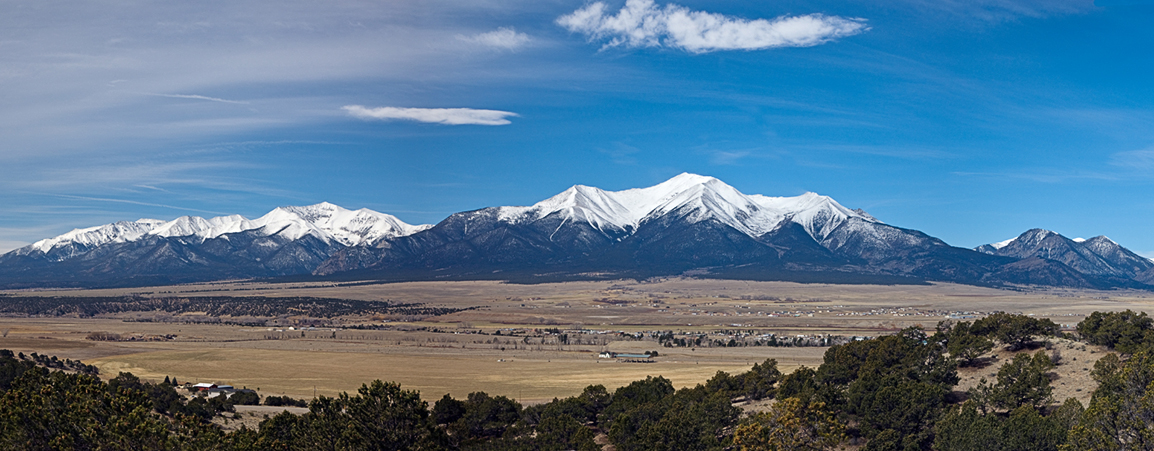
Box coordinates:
[4,310,1154,450]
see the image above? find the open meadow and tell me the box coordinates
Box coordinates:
[2,277,1150,403]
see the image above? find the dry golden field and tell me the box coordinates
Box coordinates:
[2,277,1152,403]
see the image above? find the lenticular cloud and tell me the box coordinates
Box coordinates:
[342,105,519,126]
[557,0,868,53]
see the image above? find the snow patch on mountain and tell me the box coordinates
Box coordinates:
[990,237,1017,250]
[1018,229,1057,246]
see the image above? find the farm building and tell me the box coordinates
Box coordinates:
[597,352,654,361]
[189,382,246,398]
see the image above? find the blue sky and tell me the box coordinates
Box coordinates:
[2,0,1153,257]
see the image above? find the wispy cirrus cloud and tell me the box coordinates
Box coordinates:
[901,0,1092,24]
[952,169,1121,183]
[557,0,868,53]
[342,105,519,126]
[1110,148,1154,170]
[457,27,531,50]
[708,150,751,165]
[148,93,250,105]
[598,142,642,165]
[37,193,228,215]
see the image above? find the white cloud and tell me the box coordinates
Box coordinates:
[0,1,551,164]
[458,27,531,50]
[557,0,867,53]
[342,105,518,126]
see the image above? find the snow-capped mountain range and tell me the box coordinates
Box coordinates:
[17,202,430,259]
[1,173,1150,289]
[496,173,874,240]
[14,173,878,263]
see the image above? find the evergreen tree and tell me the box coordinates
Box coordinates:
[938,320,995,367]
[971,350,1055,411]
[733,397,845,451]
[971,313,1059,351]
[1066,350,1154,450]
[1077,310,1154,353]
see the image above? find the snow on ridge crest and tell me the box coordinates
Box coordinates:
[751,191,874,241]
[218,202,430,246]
[508,184,636,232]
[989,237,1017,250]
[30,219,166,253]
[503,173,875,240]
[24,203,429,255]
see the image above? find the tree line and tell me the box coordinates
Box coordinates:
[0,295,467,319]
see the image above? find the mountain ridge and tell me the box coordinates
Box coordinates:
[2,174,1150,290]
[976,228,1154,284]
[17,202,430,258]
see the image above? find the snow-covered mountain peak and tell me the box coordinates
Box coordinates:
[29,219,166,253]
[1081,236,1125,256]
[517,184,635,231]
[1085,235,1115,245]
[655,172,720,189]
[250,202,430,246]
[749,191,876,241]
[608,172,731,213]
[631,174,764,230]
[148,214,248,239]
[1014,228,1058,246]
[493,173,877,241]
[979,229,1057,253]
[275,202,344,222]
[500,173,771,236]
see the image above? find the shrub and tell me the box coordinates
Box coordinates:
[229,390,260,406]
[264,395,308,407]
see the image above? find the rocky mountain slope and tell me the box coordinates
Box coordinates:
[977,229,1154,284]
